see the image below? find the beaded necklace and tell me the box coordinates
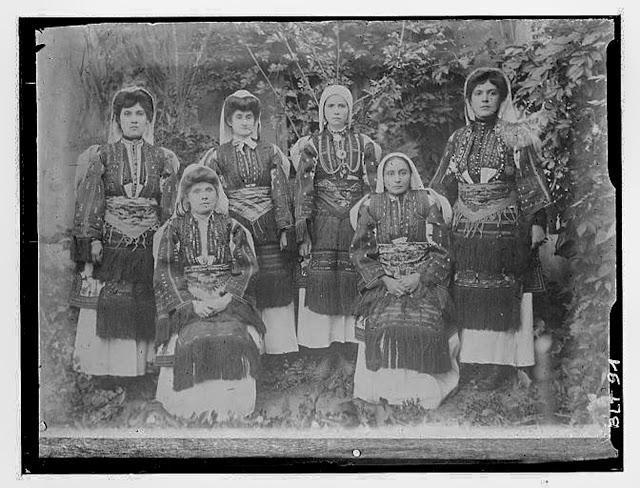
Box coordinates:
[318,128,361,178]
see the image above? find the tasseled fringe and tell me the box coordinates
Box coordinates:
[453,284,520,332]
[452,205,519,239]
[253,246,295,308]
[95,247,155,283]
[365,325,451,375]
[254,272,294,308]
[70,236,93,263]
[452,234,529,276]
[103,221,160,251]
[96,290,156,340]
[172,336,260,392]
[305,271,359,316]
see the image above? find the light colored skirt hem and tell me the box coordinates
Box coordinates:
[459,292,535,367]
[73,309,154,377]
[353,334,460,409]
[155,335,256,421]
[261,303,299,354]
[296,289,356,349]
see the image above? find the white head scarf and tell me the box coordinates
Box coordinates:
[108,86,156,144]
[463,67,520,125]
[318,84,353,133]
[219,90,261,145]
[350,152,452,229]
[375,152,424,194]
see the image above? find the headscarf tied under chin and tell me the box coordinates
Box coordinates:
[108,86,156,144]
[319,84,353,133]
[219,90,261,145]
[463,67,520,125]
[349,153,452,230]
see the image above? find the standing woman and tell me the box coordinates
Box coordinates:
[199,90,298,356]
[293,85,381,362]
[350,153,459,408]
[153,165,265,421]
[430,68,552,390]
[70,86,178,382]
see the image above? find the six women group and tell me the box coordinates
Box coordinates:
[69,67,552,421]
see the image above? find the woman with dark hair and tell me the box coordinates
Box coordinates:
[350,153,459,408]
[70,86,179,383]
[430,68,552,390]
[199,90,298,357]
[153,164,265,421]
[292,84,381,366]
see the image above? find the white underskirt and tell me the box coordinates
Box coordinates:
[260,303,299,354]
[155,328,261,421]
[459,292,535,367]
[296,289,356,349]
[353,333,460,408]
[73,308,154,377]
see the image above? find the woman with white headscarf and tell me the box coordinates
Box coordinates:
[350,153,459,408]
[292,84,382,366]
[430,68,552,390]
[199,90,298,357]
[153,164,265,421]
[70,86,179,384]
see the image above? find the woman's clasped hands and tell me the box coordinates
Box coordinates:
[192,293,233,318]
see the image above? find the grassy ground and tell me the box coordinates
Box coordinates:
[66,350,559,431]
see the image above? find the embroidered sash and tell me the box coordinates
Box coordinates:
[103,196,160,248]
[378,241,432,278]
[184,263,233,302]
[315,178,364,218]
[452,182,519,238]
[227,186,273,238]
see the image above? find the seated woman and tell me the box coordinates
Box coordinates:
[350,153,459,408]
[153,164,266,421]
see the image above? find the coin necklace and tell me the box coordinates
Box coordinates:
[319,128,360,178]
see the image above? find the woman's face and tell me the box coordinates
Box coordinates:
[119,103,149,139]
[187,182,218,216]
[469,81,502,119]
[229,110,256,138]
[383,157,412,196]
[324,94,349,131]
